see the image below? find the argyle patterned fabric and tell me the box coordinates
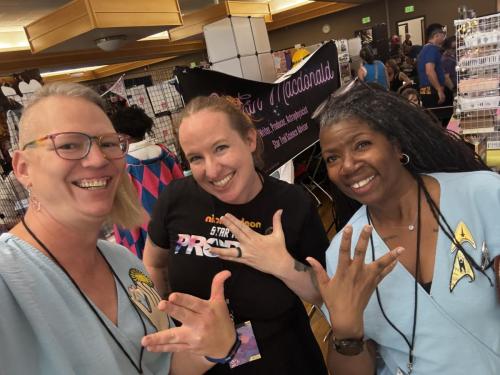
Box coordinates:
[114,145,183,258]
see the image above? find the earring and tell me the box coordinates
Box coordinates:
[26,184,41,212]
[400,153,410,166]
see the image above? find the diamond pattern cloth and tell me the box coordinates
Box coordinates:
[114,145,183,258]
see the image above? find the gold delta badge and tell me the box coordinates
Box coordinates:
[449,221,476,292]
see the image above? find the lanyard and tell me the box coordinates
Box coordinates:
[366,182,421,374]
[21,217,146,374]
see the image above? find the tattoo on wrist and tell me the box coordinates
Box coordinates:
[294,260,308,272]
[309,268,319,290]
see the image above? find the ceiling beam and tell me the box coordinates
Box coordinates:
[43,57,175,83]
[267,2,358,31]
[0,39,204,75]
[169,0,271,42]
[24,0,182,53]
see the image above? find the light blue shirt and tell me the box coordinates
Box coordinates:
[0,235,172,374]
[325,171,500,374]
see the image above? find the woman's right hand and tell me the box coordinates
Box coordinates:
[307,225,404,339]
[141,271,236,359]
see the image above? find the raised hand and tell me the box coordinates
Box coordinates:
[307,225,404,339]
[209,210,292,276]
[141,270,236,359]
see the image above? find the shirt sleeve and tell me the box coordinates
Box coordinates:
[148,186,172,249]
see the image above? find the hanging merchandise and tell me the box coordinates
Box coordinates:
[455,12,500,169]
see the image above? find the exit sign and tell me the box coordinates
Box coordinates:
[405,5,415,13]
[362,16,371,24]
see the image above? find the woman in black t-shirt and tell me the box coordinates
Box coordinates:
[144,95,329,375]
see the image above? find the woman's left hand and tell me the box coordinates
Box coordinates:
[141,271,236,359]
[209,209,293,276]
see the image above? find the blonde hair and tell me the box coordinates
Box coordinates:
[108,171,145,228]
[178,95,264,169]
[20,82,144,228]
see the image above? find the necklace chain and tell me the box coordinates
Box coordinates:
[21,218,146,374]
[366,182,421,374]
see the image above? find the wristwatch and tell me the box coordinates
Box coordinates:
[205,334,241,364]
[332,336,364,356]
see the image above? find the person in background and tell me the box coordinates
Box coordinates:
[389,35,402,62]
[417,23,451,108]
[400,87,422,106]
[441,35,457,91]
[385,59,413,93]
[0,82,238,374]
[307,81,499,375]
[358,46,389,89]
[111,106,184,259]
[143,95,329,374]
[402,33,413,56]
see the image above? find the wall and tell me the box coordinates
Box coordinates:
[268,0,497,50]
[388,0,496,38]
[269,2,386,50]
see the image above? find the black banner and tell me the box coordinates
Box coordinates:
[174,41,340,174]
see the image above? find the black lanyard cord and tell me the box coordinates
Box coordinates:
[21,217,146,374]
[366,182,421,374]
[416,175,493,281]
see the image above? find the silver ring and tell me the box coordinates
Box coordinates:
[236,247,242,258]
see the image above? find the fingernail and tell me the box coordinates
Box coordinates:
[344,225,352,234]
[363,225,372,233]
[395,247,405,255]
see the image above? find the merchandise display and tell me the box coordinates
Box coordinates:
[455,12,500,168]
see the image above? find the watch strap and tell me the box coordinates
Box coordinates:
[205,334,241,364]
[332,336,364,356]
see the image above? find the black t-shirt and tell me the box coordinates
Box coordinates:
[149,175,329,374]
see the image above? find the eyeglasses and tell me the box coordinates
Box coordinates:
[22,132,130,160]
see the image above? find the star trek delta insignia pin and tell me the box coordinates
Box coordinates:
[449,221,476,292]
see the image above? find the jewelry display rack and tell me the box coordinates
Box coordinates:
[455,12,500,169]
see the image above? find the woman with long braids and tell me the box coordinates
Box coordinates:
[307,81,500,374]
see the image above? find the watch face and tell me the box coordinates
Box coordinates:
[334,339,364,356]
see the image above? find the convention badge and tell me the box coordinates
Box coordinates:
[229,321,262,368]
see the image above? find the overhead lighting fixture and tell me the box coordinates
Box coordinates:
[41,65,106,78]
[95,35,128,52]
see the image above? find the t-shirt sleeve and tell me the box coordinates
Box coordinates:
[423,46,440,66]
[294,194,329,267]
[148,187,172,249]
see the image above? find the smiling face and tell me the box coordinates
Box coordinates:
[14,96,125,226]
[320,118,413,208]
[178,109,262,204]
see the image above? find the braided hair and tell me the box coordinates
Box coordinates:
[318,82,493,280]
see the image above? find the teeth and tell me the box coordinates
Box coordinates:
[352,176,374,189]
[212,174,233,187]
[75,178,109,190]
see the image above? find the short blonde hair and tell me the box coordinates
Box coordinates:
[20,82,144,228]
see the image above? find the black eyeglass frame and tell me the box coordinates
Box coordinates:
[21,131,130,160]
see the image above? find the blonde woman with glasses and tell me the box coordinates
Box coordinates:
[0,82,237,374]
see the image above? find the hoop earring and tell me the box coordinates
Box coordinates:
[400,153,410,166]
[26,184,41,212]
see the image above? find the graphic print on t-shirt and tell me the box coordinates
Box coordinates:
[174,213,263,257]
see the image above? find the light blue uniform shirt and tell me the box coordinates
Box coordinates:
[325,171,500,374]
[0,235,172,374]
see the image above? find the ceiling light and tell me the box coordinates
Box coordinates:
[95,35,127,52]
